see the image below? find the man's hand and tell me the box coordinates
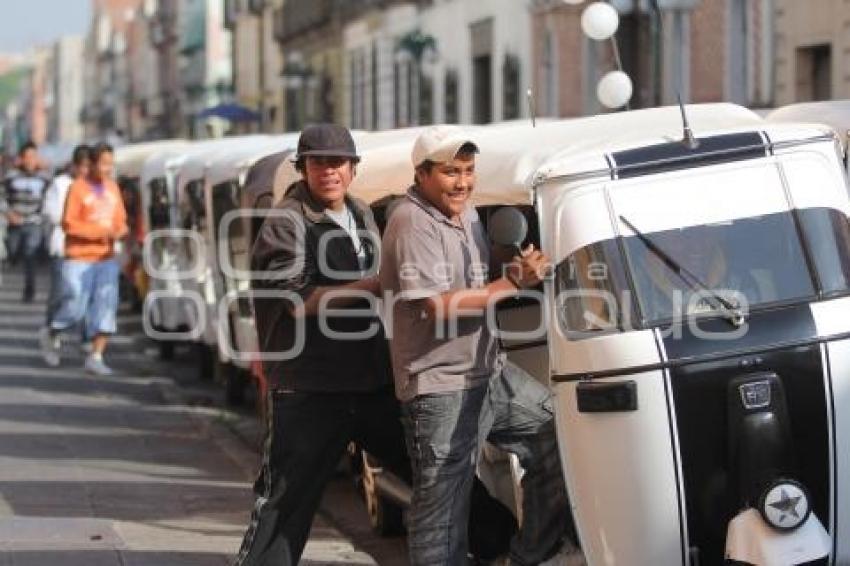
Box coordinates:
[356,275,381,296]
[295,275,381,318]
[506,245,552,288]
[6,211,22,226]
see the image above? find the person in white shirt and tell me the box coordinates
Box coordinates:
[43,145,91,329]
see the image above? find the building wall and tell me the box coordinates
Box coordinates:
[530,0,774,117]
[343,4,418,129]
[231,1,282,132]
[531,4,585,117]
[180,0,234,138]
[690,0,725,103]
[275,0,346,129]
[341,0,533,128]
[82,31,99,140]
[233,11,260,108]
[206,0,232,98]
[263,2,284,132]
[423,0,533,124]
[126,5,160,140]
[52,36,85,144]
[775,0,846,104]
[82,0,144,140]
[28,49,50,145]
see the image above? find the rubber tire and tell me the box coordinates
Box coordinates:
[158,340,175,361]
[225,365,249,406]
[195,342,214,381]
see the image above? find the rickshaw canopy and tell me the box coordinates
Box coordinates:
[115,139,189,179]
[767,100,850,146]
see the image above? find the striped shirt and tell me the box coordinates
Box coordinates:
[1,169,49,224]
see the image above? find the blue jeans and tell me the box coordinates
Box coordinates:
[46,257,89,340]
[51,258,120,337]
[6,223,42,297]
[401,361,575,565]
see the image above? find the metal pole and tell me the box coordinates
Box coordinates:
[258,6,267,132]
[610,36,630,111]
[649,0,662,106]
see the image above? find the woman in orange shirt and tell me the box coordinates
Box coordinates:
[40,143,127,375]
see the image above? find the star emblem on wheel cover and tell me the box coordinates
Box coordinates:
[769,488,802,521]
[761,481,809,530]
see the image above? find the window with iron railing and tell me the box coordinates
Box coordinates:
[279,0,333,41]
[444,69,459,123]
[503,53,520,120]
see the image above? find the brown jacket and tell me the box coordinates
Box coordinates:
[251,181,391,392]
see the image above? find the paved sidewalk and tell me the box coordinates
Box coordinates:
[0,267,378,566]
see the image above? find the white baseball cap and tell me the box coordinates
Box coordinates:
[411,125,479,168]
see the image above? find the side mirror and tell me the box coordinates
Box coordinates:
[488,207,528,252]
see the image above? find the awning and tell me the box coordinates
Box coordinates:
[198,103,261,123]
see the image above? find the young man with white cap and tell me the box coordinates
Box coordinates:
[380,125,580,565]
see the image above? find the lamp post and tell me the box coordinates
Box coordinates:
[395,30,437,126]
[580,1,634,110]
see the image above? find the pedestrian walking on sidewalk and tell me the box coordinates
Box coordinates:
[234,124,408,566]
[40,143,127,376]
[42,144,92,330]
[1,141,50,302]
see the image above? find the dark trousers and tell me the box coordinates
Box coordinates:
[234,388,409,566]
[6,223,42,298]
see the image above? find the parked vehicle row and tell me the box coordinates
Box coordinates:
[114,100,850,565]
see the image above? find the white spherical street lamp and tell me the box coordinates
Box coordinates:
[581,2,620,41]
[597,70,633,109]
[578,1,633,110]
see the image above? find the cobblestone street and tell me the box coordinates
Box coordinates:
[0,267,394,565]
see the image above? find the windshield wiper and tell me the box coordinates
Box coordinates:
[619,215,746,327]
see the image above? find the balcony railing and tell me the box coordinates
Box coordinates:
[337,0,424,20]
[248,0,267,15]
[275,0,334,43]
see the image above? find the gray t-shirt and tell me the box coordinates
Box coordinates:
[380,186,503,402]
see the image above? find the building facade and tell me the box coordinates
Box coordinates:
[47,36,85,144]
[79,0,235,141]
[225,0,284,133]
[530,0,774,118]
[125,0,162,140]
[180,0,233,138]
[341,0,533,129]
[24,48,50,146]
[774,0,846,104]
[148,0,182,138]
[274,0,348,131]
[81,0,144,141]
